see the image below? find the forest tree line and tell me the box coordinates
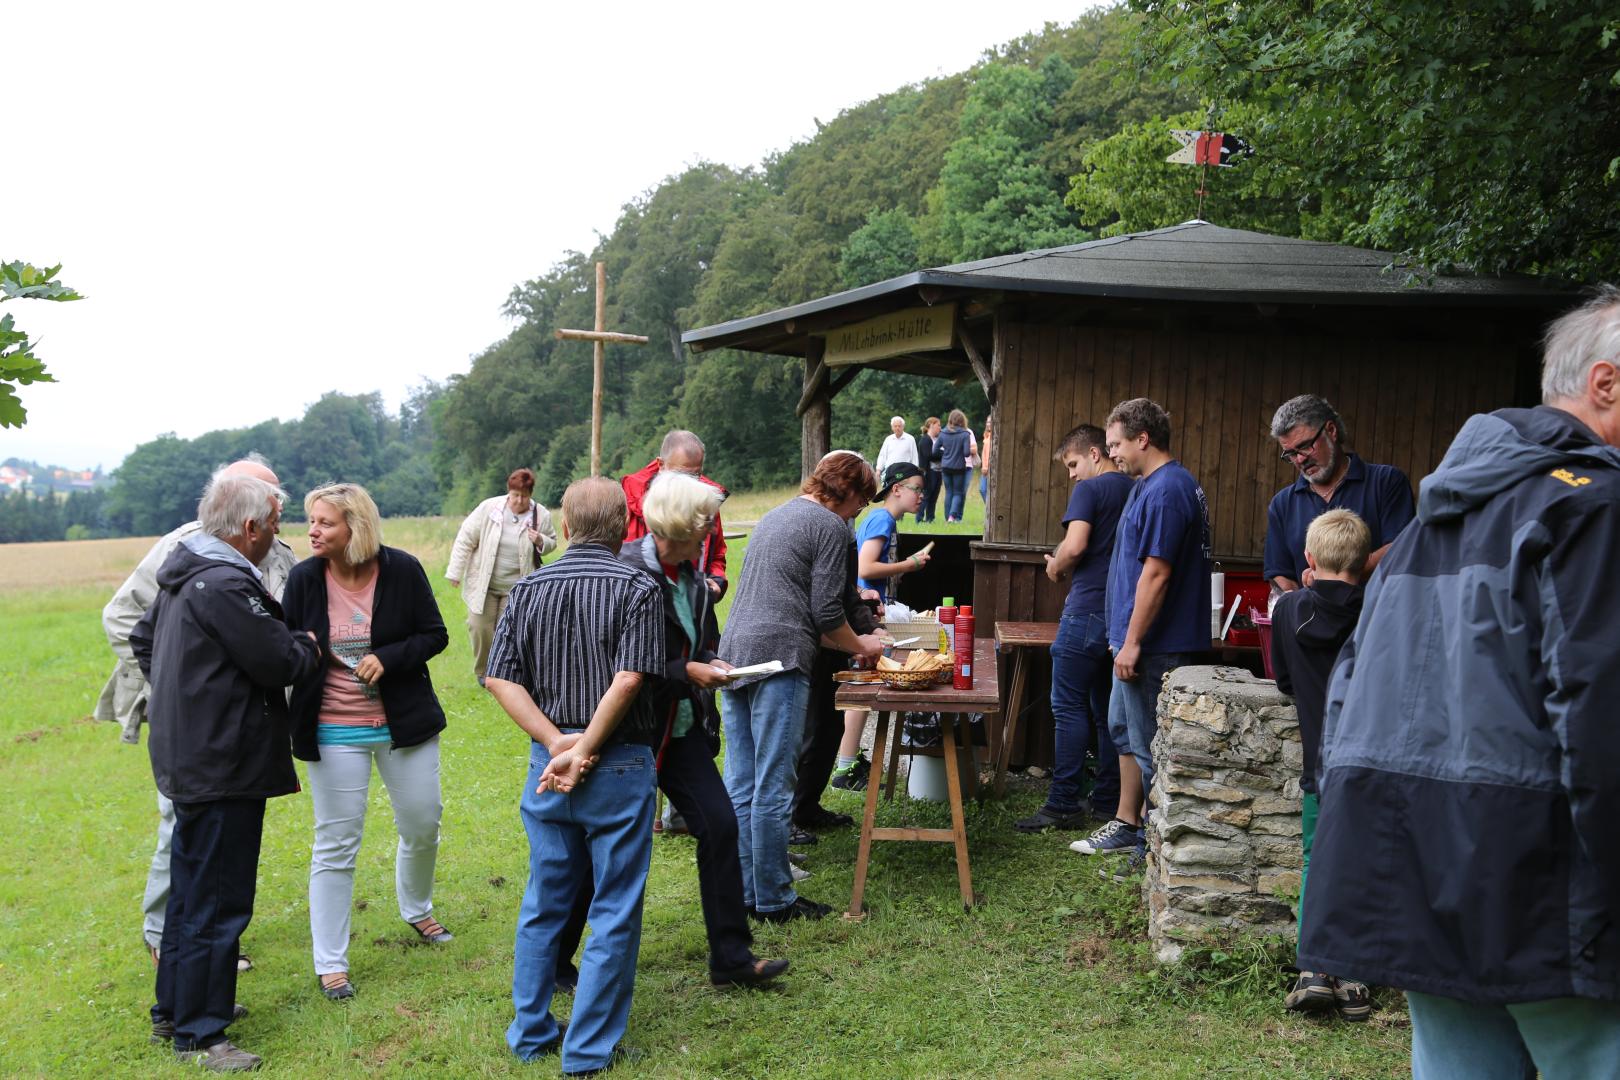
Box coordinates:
[25,3,1613,542]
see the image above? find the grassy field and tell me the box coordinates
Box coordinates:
[0,506,1412,1078]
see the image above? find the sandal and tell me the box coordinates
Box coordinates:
[409,916,454,944]
[319,973,356,1001]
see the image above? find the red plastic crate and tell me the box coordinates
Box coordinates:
[1222,571,1271,647]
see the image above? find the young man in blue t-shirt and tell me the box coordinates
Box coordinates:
[831,462,931,792]
[1016,424,1133,834]
[1075,398,1211,881]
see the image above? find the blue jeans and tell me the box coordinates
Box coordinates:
[1048,613,1117,815]
[942,468,969,520]
[1107,651,1189,794]
[1407,991,1620,1079]
[507,741,655,1072]
[979,471,987,503]
[721,671,810,914]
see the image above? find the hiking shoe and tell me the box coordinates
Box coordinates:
[1098,844,1147,883]
[830,754,871,792]
[750,896,833,923]
[175,1040,262,1072]
[1070,818,1143,855]
[152,1005,248,1043]
[1334,979,1372,1022]
[1014,806,1090,833]
[1284,971,1337,1014]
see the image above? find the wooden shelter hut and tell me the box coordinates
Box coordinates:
[683,221,1572,761]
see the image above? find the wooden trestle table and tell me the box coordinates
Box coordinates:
[833,638,1000,916]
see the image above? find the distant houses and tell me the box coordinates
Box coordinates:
[0,461,107,496]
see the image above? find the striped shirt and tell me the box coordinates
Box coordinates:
[486,542,665,746]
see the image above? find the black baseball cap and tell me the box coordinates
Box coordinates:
[875,461,924,500]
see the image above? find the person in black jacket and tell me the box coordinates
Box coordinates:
[279,483,450,1002]
[1267,508,1369,1021]
[554,472,788,989]
[131,468,321,1072]
[917,416,942,523]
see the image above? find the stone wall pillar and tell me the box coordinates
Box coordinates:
[1143,665,1303,963]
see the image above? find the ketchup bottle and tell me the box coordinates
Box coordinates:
[953,604,975,689]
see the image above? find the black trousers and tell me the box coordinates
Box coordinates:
[921,468,943,522]
[792,649,845,822]
[153,798,265,1050]
[558,732,753,975]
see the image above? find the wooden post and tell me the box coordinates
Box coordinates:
[591,261,606,477]
[801,338,830,480]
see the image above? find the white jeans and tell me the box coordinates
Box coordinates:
[306,736,443,975]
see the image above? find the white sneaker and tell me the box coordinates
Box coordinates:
[1069,818,1141,855]
[790,864,812,882]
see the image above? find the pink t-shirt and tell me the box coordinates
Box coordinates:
[320,567,387,727]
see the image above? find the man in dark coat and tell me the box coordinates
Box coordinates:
[1301,286,1620,1076]
[130,469,321,1071]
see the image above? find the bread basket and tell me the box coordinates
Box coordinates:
[876,668,939,691]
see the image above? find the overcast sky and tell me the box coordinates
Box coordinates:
[5,1,1095,472]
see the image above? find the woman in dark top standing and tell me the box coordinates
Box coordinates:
[281,482,451,1001]
[936,409,975,523]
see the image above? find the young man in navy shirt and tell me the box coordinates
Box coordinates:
[1016,424,1132,833]
[1075,399,1211,881]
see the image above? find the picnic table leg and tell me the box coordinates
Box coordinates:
[883,709,903,802]
[940,713,976,909]
[994,650,1029,799]
[848,710,890,919]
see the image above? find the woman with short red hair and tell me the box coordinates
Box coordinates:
[447,468,557,684]
[717,451,885,923]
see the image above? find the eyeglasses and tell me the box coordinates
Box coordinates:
[899,483,926,494]
[1279,423,1329,462]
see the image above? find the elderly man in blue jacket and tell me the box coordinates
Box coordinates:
[1301,286,1620,1078]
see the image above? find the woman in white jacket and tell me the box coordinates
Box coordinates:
[446,468,557,684]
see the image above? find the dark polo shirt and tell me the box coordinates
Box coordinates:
[1263,453,1415,584]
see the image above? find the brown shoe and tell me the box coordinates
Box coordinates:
[175,1040,262,1071]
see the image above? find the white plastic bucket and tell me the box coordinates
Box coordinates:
[907,754,948,801]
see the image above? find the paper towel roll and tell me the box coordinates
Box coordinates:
[1210,572,1226,639]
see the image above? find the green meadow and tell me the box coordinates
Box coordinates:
[0,500,1410,1077]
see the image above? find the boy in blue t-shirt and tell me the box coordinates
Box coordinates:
[833,462,931,792]
[1017,424,1133,834]
[1075,398,1211,881]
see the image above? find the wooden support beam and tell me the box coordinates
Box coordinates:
[591,263,606,476]
[957,315,997,407]
[555,328,651,345]
[827,364,862,400]
[795,351,829,418]
[801,338,830,480]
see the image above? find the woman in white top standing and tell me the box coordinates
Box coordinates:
[874,416,919,476]
[446,468,558,685]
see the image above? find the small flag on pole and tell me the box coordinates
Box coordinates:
[1167,130,1253,167]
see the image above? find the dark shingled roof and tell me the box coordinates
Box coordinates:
[683,221,1571,354]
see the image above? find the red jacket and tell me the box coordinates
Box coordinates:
[621,459,729,589]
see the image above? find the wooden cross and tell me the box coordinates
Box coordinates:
[554,261,649,476]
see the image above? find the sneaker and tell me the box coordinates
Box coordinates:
[1014,805,1090,833]
[795,806,853,830]
[1333,979,1372,1022]
[152,1005,248,1043]
[1284,971,1337,1014]
[174,1040,262,1072]
[664,810,690,836]
[786,850,808,867]
[830,755,871,792]
[1098,844,1146,883]
[1070,818,1143,856]
[750,896,833,923]
[563,1042,644,1077]
[790,864,812,882]
[788,825,819,847]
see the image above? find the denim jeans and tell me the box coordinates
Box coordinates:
[153,798,265,1051]
[942,468,969,521]
[1407,991,1620,1079]
[507,741,655,1072]
[1107,651,1189,794]
[721,671,810,914]
[1048,613,1117,815]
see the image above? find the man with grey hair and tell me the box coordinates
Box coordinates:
[622,429,730,600]
[874,415,919,474]
[1263,395,1414,592]
[1300,287,1620,1075]
[96,456,298,971]
[130,468,321,1070]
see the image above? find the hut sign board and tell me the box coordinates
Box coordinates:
[824,303,956,367]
